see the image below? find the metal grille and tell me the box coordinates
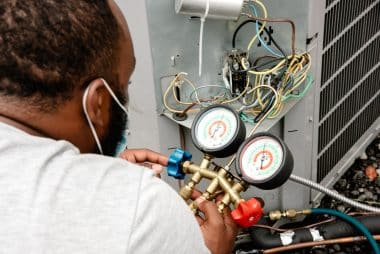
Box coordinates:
[321,2,380,85]
[317,94,380,182]
[317,0,380,182]
[319,38,380,152]
[323,0,376,47]
[325,0,336,8]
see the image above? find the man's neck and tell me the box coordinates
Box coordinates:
[0,113,47,137]
[0,95,97,153]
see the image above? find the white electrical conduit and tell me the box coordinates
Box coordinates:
[198,0,210,76]
[290,174,380,213]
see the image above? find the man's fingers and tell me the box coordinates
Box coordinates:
[119,149,168,166]
[151,164,163,174]
[152,164,162,178]
[134,149,167,166]
[195,216,204,226]
[222,208,239,236]
[215,193,225,203]
[120,150,165,178]
[195,197,224,228]
[139,162,153,169]
[191,189,202,200]
[119,151,137,162]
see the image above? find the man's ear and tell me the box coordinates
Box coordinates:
[84,79,111,132]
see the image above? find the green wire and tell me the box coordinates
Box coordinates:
[282,74,314,101]
[240,75,314,123]
[240,112,255,124]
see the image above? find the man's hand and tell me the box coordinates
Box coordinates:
[119,149,168,176]
[193,194,238,254]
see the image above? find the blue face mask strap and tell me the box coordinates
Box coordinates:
[82,78,129,155]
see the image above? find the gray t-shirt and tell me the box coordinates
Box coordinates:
[0,123,210,254]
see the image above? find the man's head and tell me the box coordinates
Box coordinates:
[0,0,135,155]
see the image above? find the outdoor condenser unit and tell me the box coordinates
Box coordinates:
[121,0,379,209]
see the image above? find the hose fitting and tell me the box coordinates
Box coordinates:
[268,209,312,221]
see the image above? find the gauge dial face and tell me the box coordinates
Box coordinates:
[239,136,284,181]
[195,107,238,150]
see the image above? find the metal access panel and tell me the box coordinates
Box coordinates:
[145,0,310,115]
[312,0,380,204]
[144,0,322,210]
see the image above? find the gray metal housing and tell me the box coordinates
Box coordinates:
[116,0,380,210]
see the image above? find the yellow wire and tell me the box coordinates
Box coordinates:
[224,84,280,170]
[172,77,201,105]
[242,53,311,119]
[242,57,287,75]
[163,73,200,114]
[163,52,311,118]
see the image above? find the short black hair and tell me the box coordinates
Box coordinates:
[0,0,120,110]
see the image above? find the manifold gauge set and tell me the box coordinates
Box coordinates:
[167,104,293,228]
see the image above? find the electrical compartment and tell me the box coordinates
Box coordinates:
[145,0,316,211]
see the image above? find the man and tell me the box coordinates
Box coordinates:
[0,0,238,253]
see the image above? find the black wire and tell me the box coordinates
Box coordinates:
[232,20,287,58]
[231,57,284,74]
[254,96,275,123]
[231,20,289,83]
[253,55,277,67]
[230,20,290,116]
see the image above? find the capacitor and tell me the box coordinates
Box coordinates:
[175,0,244,20]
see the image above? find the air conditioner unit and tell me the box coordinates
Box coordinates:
[120,0,380,210]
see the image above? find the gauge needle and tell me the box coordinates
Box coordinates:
[260,144,266,170]
[211,115,224,138]
[211,124,220,138]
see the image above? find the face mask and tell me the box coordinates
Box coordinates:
[82,78,129,156]
[114,129,128,157]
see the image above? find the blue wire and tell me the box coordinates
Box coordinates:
[248,4,284,58]
[311,208,380,254]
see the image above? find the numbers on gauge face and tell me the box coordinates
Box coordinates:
[253,144,273,171]
[208,120,227,140]
[195,107,238,150]
[239,136,283,181]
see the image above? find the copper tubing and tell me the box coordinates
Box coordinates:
[242,13,296,59]
[263,235,380,254]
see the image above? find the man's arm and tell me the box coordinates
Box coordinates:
[121,149,238,253]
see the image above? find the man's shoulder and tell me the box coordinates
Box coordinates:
[0,121,145,184]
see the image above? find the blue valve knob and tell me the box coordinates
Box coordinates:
[167,148,192,179]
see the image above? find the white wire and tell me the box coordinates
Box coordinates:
[198,0,210,77]
[266,74,272,86]
[222,63,231,90]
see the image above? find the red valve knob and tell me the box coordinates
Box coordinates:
[231,198,263,228]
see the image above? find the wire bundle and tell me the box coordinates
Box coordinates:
[237,0,312,123]
[162,0,313,127]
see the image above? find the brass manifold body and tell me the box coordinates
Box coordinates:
[167,149,263,227]
[179,154,248,213]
